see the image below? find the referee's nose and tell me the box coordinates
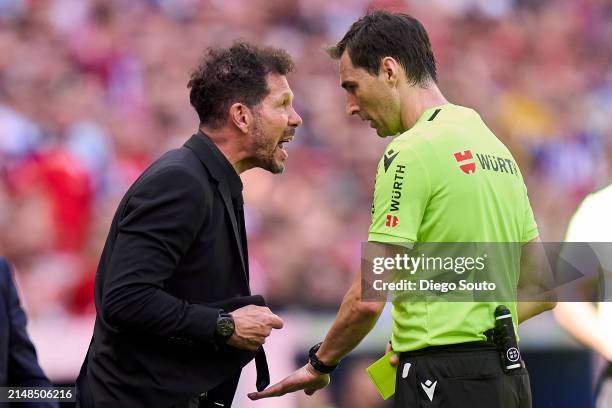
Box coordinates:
[346,99,360,116]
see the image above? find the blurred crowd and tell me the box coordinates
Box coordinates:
[1,0,611,321]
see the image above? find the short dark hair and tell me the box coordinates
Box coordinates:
[188,41,294,128]
[328,11,437,87]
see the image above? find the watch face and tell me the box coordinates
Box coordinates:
[217,317,234,337]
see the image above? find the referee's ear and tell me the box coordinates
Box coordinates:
[380,57,400,87]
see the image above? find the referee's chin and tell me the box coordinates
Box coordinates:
[375,126,401,138]
[375,128,392,138]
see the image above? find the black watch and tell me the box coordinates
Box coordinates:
[308,342,338,374]
[215,311,235,344]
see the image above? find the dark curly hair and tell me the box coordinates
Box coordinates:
[328,11,437,87]
[188,41,294,128]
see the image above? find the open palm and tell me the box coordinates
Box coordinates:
[248,364,330,400]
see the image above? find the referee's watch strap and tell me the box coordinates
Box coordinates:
[308,342,338,374]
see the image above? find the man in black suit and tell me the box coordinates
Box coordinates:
[76,42,302,408]
[0,257,58,408]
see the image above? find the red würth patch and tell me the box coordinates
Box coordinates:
[454,150,476,174]
[386,214,399,227]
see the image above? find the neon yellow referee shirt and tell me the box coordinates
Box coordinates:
[368,104,539,352]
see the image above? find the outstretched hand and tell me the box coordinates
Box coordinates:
[248,363,330,400]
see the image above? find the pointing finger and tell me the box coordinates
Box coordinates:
[248,379,290,400]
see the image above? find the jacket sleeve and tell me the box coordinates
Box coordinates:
[1,258,59,408]
[100,167,221,343]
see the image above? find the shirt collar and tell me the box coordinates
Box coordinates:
[196,130,243,200]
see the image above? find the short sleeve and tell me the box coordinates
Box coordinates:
[521,183,539,243]
[368,145,431,243]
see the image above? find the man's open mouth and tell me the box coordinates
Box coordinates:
[278,135,294,149]
[276,135,294,160]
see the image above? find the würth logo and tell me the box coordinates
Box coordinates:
[385,214,399,227]
[454,150,476,174]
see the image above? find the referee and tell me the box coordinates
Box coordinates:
[248,11,555,407]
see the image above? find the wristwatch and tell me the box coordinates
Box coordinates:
[308,342,339,374]
[215,311,235,344]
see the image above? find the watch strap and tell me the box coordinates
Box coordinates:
[308,342,338,374]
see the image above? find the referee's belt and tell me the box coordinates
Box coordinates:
[399,341,498,358]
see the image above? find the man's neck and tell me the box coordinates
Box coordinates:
[399,83,449,132]
[199,127,253,175]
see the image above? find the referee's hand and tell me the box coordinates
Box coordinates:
[386,340,399,366]
[247,363,330,400]
[227,305,284,351]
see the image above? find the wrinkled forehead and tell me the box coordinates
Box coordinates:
[265,73,293,98]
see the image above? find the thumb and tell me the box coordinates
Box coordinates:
[389,353,399,366]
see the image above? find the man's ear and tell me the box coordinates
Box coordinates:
[229,102,250,134]
[380,57,400,86]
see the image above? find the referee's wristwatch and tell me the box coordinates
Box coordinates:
[214,311,235,344]
[308,342,338,374]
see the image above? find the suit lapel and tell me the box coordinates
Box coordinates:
[216,179,248,280]
[183,134,248,288]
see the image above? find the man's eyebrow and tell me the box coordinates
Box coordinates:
[341,80,356,90]
[277,91,294,101]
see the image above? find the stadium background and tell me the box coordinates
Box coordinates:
[0,0,611,406]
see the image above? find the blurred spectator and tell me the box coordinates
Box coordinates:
[0,256,58,408]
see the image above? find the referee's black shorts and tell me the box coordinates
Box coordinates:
[394,342,531,408]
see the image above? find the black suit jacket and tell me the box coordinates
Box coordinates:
[76,133,261,407]
[0,257,57,408]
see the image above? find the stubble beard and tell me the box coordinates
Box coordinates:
[251,117,284,174]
